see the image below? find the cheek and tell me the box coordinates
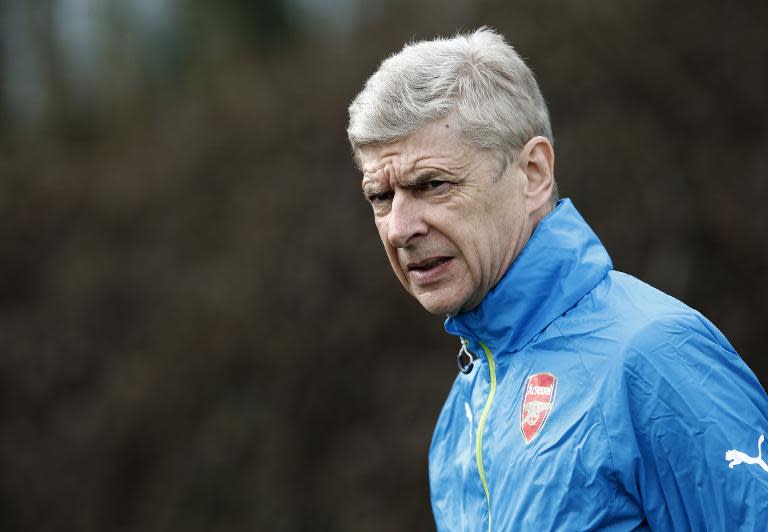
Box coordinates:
[453,228,496,284]
[451,226,482,263]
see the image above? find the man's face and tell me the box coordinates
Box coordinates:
[359,119,537,315]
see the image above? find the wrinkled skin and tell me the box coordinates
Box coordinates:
[359,118,554,315]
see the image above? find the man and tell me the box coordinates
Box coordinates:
[347,28,768,530]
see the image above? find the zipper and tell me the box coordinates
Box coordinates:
[464,338,497,532]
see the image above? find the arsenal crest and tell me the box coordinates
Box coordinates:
[521,372,557,443]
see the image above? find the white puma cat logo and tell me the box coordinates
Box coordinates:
[725,434,768,473]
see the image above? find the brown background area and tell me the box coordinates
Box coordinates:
[1,1,766,530]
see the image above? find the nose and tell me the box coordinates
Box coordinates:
[386,192,428,248]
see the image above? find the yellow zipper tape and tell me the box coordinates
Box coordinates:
[476,341,496,532]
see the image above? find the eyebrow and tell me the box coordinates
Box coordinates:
[361,169,451,197]
[361,180,387,198]
[397,170,459,192]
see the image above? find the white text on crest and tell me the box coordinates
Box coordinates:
[527,384,553,396]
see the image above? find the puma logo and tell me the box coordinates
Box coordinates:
[725,434,768,473]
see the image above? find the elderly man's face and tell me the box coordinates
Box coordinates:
[359,118,540,315]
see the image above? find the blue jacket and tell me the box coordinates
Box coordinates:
[429,199,768,531]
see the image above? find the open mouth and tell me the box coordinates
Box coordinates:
[408,257,452,271]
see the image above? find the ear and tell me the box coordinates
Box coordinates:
[517,136,554,212]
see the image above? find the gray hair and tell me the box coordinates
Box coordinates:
[347,27,557,200]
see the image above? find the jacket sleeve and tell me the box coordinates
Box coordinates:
[621,313,768,531]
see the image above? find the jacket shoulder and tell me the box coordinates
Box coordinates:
[559,270,736,357]
[551,270,754,411]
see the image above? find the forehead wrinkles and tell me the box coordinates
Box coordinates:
[362,150,421,185]
[360,125,478,186]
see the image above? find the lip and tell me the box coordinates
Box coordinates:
[406,256,454,286]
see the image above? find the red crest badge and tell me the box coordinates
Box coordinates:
[521,372,557,443]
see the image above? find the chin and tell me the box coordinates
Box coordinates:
[414,294,462,316]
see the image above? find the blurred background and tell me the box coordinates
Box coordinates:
[1,0,766,530]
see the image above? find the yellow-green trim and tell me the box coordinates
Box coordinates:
[476,341,496,532]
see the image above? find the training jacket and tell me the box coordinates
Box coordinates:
[429,199,768,531]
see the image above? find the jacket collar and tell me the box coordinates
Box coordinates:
[444,199,612,355]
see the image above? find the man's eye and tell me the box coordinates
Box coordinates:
[421,180,449,193]
[368,191,393,203]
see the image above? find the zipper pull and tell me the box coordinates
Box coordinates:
[457,337,476,374]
